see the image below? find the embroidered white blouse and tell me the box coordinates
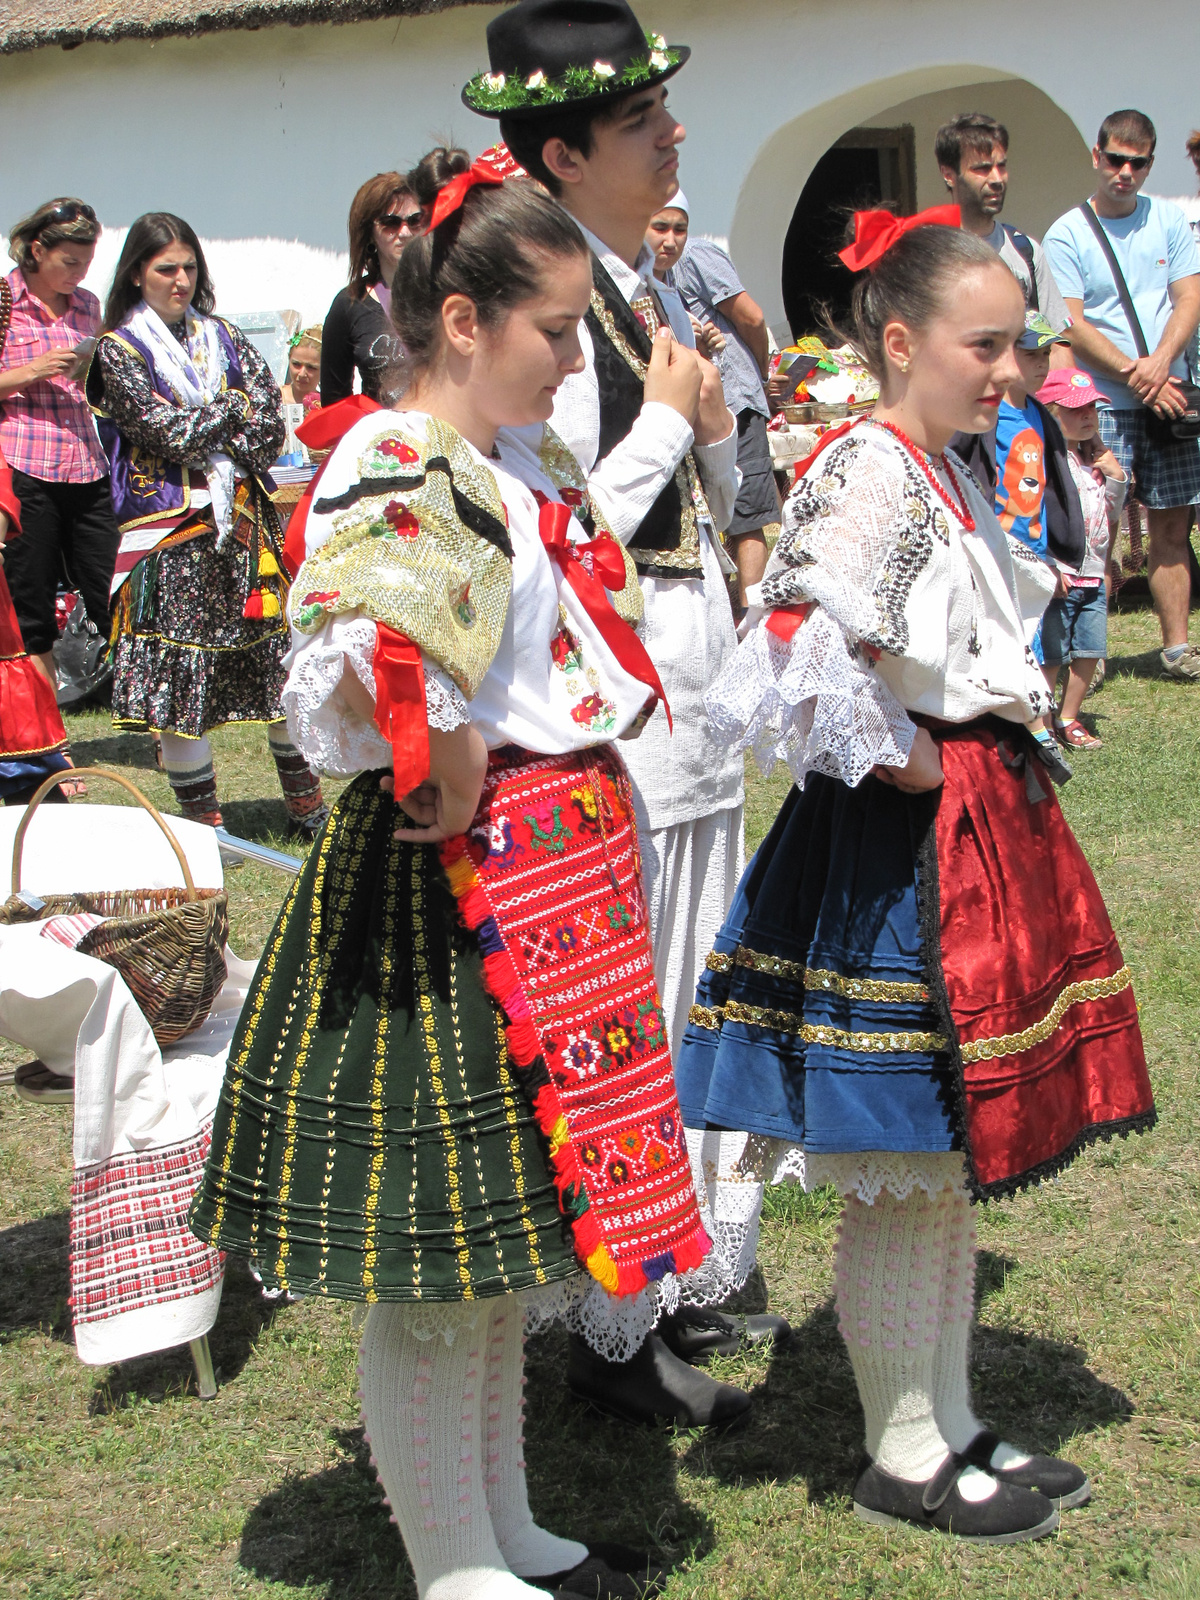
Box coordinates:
[281,409,657,773]
[541,225,745,834]
[707,422,1056,788]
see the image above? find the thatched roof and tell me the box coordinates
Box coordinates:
[0,0,488,55]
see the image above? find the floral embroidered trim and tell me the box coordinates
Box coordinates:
[464,33,681,113]
[688,999,948,1053]
[704,946,930,1001]
[958,967,1133,1064]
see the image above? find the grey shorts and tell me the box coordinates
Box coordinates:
[727,409,780,536]
[1098,408,1200,510]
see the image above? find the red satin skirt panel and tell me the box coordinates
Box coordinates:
[0,568,67,760]
[933,723,1153,1192]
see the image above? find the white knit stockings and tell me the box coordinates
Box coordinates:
[483,1301,587,1580]
[834,1186,953,1482]
[358,1303,554,1600]
[930,1185,984,1452]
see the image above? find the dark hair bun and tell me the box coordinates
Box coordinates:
[407,146,472,209]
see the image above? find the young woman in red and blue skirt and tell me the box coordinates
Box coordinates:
[191,159,706,1600]
[676,210,1154,1544]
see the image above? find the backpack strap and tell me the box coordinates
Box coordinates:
[1002,224,1040,313]
[1076,200,1150,357]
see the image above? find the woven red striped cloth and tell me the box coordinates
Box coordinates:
[442,745,710,1297]
[70,1124,224,1327]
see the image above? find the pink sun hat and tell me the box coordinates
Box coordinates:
[1037,367,1110,408]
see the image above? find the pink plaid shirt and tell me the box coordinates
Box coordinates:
[0,268,107,484]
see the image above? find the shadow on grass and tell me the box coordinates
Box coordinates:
[0,1210,72,1343]
[237,1332,714,1598]
[67,730,160,771]
[677,1251,1133,1503]
[220,797,297,847]
[89,1256,288,1414]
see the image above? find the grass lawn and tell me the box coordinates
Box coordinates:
[1,604,1198,1600]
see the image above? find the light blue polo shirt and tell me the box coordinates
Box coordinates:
[1043,195,1199,410]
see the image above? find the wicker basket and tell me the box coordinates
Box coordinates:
[0,767,229,1047]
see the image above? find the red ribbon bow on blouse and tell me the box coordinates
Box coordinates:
[281,394,383,577]
[837,204,961,272]
[428,161,505,231]
[536,498,672,731]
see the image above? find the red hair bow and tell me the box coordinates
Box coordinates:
[838,204,961,272]
[428,160,505,231]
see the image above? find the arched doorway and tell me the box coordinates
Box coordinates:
[782,126,916,339]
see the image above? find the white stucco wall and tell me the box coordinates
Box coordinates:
[0,0,1196,326]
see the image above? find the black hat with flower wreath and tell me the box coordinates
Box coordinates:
[462,0,689,120]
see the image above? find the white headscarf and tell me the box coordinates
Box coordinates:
[667,189,689,217]
[121,302,237,544]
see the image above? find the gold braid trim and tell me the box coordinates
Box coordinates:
[705,947,931,1002]
[588,288,711,574]
[688,999,947,1053]
[537,425,643,626]
[958,967,1133,1064]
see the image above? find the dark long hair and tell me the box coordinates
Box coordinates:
[103,213,215,331]
[393,145,588,374]
[346,171,410,301]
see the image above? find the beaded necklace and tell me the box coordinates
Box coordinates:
[870,418,975,531]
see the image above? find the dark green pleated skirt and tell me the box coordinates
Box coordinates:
[189,772,578,1302]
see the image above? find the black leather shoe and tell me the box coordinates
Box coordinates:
[567,1331,752,1427]
[964,1429,1091,1510]
[533,1550,665,1599]
[852,1454,1059,1543]
[659,1306,792,1365]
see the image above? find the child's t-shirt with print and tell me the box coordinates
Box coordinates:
[994,398,1047,555]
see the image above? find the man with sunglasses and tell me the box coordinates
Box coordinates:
[1045,110,1200,679]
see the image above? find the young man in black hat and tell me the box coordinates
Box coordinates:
[465,0,790,1429]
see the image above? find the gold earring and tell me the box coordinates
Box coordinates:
[900,359,910,374]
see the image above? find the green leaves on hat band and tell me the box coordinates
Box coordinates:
[464,32,682,113]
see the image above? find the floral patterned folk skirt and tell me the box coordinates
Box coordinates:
[110,511,289,738]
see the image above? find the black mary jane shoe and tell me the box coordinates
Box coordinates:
[659,1306,792,1365]
[964,1428,1091,1510]
[567,1331,751,1428]
[533,1545,667,1600]
[852,1453,1059,1544]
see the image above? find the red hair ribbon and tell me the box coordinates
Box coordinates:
[282,395,383,577]
[428,161,505,232]
[537,498,672,732]
[838,204,961,273]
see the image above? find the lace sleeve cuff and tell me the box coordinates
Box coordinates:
[704,606,916,789]
[282,617,472,774]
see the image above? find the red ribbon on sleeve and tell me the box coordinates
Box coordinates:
[837,204,961,273]
[282,394,382,577]
[537,498,672,731]
[373,623,431,800]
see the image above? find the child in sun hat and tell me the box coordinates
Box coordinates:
[1036,366,1128,748]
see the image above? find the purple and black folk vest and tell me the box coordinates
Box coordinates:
[86,316,246,533]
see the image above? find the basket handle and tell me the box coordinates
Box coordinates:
[11,766,198,901]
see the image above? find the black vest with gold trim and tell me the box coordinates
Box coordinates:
[584,255,710,581]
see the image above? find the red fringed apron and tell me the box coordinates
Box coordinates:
[441,745,710,1296]
[932,723,1154,1194]
[0,571,68,762]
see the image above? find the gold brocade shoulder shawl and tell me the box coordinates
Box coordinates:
[290,416,512,699]
[537,426,644,628]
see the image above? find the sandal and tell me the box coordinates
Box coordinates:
[57,764,88,799]
[1056,718,1102,750]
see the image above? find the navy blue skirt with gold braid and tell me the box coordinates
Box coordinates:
[189,771,577,1302]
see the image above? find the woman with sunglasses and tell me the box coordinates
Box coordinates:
[0,197,121,787]
[320,172,425,406]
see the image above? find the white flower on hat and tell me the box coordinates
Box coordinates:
[526,69,546,89]
[651,32,666,47]
[649,49,669,69]
[483,72,506,91]
[593,60,616,77]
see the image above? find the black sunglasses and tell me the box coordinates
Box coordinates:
[1099,150,1153,172]
[377,209,424,232]
[40,200,98,229]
